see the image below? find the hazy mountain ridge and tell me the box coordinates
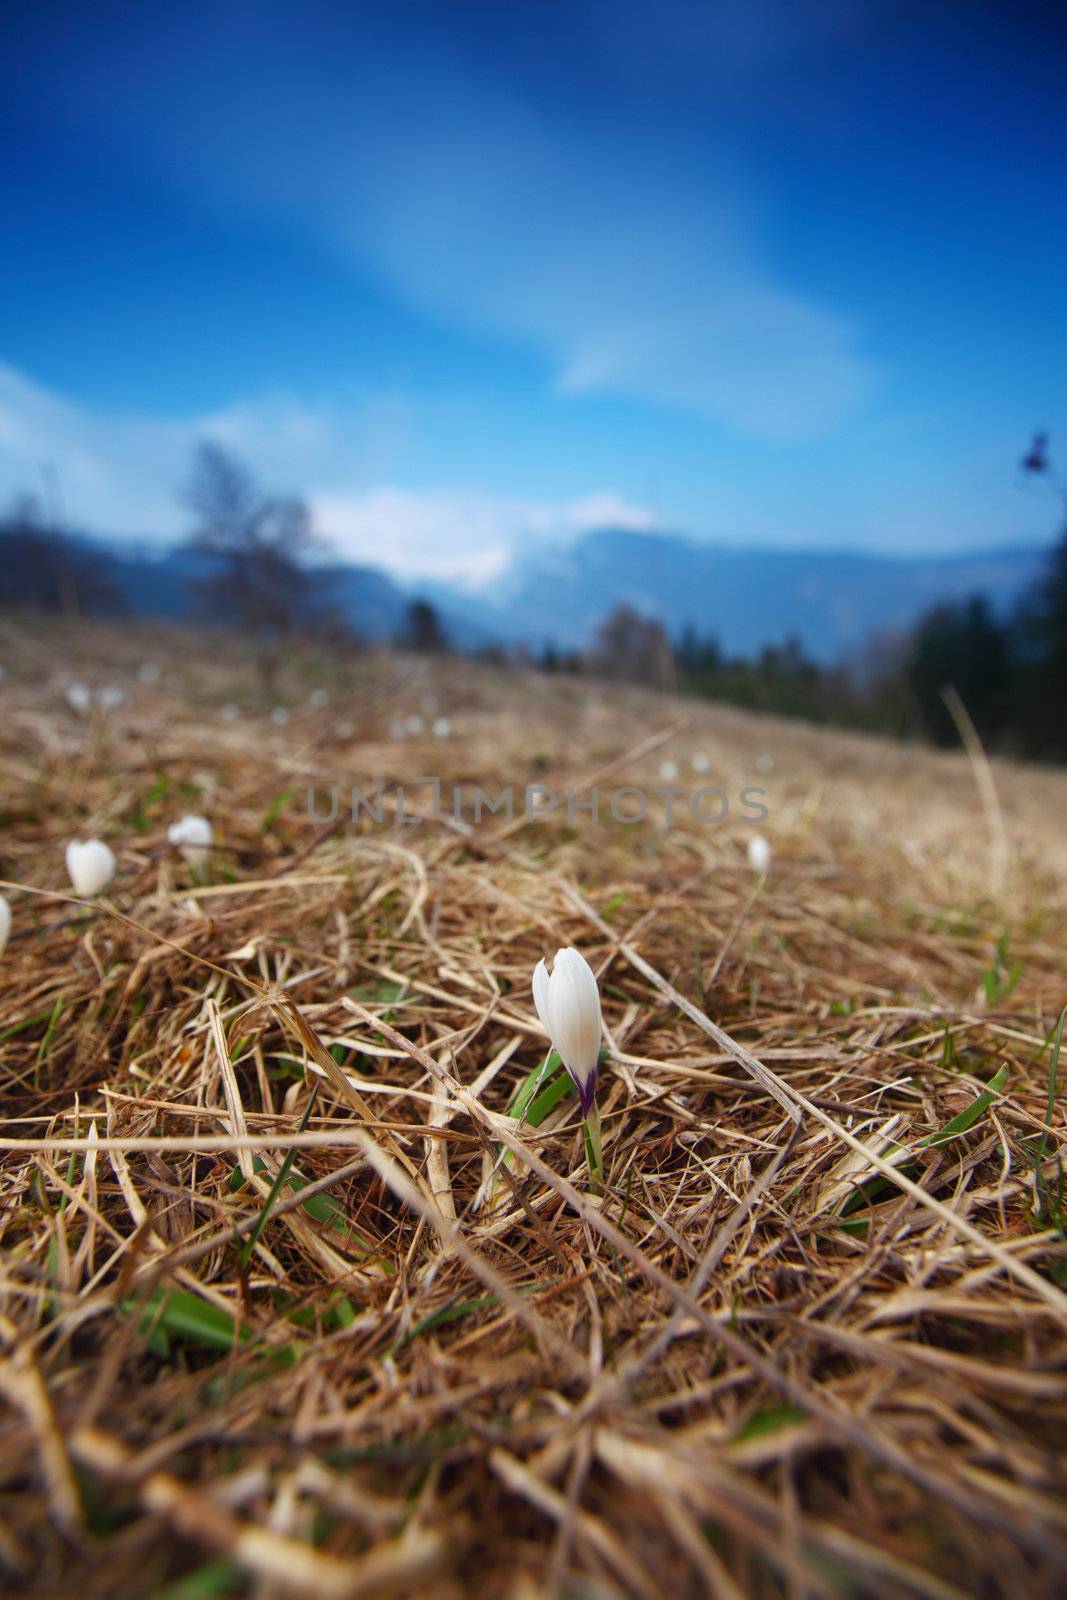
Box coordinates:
[479,529,1047,661]
[35,526,1049,663]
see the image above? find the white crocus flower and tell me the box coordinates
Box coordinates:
[658,758,679,782]
[168,814,213,872]
[221,703,241,721]
[0,895,10,957]
[309,687,329,707]
[532,947,603,1116]
[66,839,116,897]
[65,682,93,715]
[270,706,290,726]
[691,751,710,774]
[432,716,451,738]
[747,833,771,875]
[97,685,124,710]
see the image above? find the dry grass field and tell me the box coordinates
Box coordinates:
[1,615,1066,1599]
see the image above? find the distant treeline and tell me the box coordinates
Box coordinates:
[559,513,1064,760]
[3,437,1065,760]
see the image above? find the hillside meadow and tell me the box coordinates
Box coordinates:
[1,616,1065,1599]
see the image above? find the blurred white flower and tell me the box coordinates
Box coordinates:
[221,703,241,722]
[97,685,124,711]
[334,720,354,739]
[270,707,290,726]
[658,758,679,782]
[432,716,451,738]
[404,714,424,736]
[0,894,10,957]
[309,687,329,707]
[66,839,116,897]
[691,752,710,774]
[747,834,772,875]
[168,814,213,872]
[755,751,774,774]
[532,947,603,1115]
[65,682,92,715]
[137,662,160,685]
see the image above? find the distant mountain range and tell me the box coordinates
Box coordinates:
[57,527,1050,664]
[475,529,1048,661]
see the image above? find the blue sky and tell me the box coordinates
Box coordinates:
[1,0,1065,584]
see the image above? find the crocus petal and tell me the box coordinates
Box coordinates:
[0,895,10,957]
[532,957,553,1038]
[66,839,116,897]
[551,948,602,1103]
[532,946,603,1114]
[748,834,771,874]
[168,814,213,870]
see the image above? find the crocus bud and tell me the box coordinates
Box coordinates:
[747,833,771,875]
[0,895,10,957]
[168,814,213,871]
[66,839,116,897]
[532,947,603,1115]
[66,682,92,715]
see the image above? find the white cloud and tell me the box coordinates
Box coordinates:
[313,486,657,587]
[0,362,655,585]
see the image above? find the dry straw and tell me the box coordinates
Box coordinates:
[0,615,1066,1599]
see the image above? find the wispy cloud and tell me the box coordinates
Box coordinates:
[0,363,654,583]
[314,486,656,587]
[14,1,879,441]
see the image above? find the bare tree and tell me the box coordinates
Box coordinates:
[0,494,121,616]
[183,443,333,686]
[591,603,675,689]
[399,598,447,653]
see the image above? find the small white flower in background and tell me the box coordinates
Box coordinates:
[137,662,160,685]
[404,714,424,736]
[532,947,604,1116]
[270,707,290,726]
[309,687,329,707]
[66,839,116,898]
[65,682,93,715]
[221,703,241,721]
[0,895,10,957]
[432,716,451,739]
[747,833,772,875]
[691,751,710,774]
[168,814,213,872]
[334,720,354,739]
[97,685,124,710]
[755,751,774,774]
[658,758,679,782]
